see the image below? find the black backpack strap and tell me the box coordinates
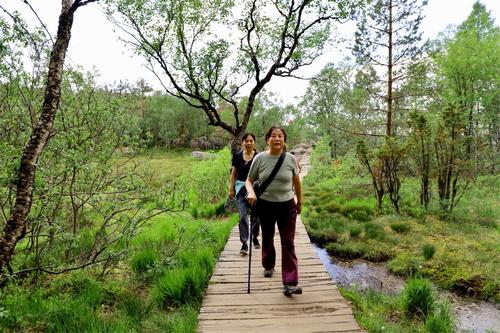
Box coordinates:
[255,152,286,196]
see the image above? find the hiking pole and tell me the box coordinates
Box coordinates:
[247,211,253,294]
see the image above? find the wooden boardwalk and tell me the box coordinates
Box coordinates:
[197,217,363,332]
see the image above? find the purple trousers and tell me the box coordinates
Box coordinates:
[256,198,298,286]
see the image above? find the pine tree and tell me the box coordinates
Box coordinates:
[353,0,428,137]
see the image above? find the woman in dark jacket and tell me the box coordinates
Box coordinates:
[229,133,260,255]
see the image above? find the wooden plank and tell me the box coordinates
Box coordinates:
[197,316,362,333]
[198,217,363,333]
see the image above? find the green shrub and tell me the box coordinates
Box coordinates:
[390,222,411,234]
[131,249,158,274]
[422,244,436,261]
[402,278,435,318]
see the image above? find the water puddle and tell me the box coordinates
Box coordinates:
[313,245,500,333]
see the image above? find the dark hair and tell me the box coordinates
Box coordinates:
[241,132,256,142]
[265,126,287,142]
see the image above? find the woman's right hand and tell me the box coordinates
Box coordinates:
[246,192,257,206]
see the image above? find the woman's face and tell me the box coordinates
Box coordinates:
[243,136,255,150]
[267,129,285,150]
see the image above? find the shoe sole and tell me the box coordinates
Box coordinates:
[240,251,248,256]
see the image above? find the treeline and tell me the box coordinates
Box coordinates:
[301,2,499,214]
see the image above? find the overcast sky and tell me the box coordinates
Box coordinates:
[3,0,499,104]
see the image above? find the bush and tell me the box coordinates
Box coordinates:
[422,244,436,261]
[402,278,435,318]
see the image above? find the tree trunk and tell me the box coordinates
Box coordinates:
[230,127,244,154]
[0,1,81,275]
[386,0,393,138]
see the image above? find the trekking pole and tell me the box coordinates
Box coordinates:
[247,211,253,294]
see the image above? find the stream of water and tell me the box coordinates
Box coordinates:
[313,245,500,333]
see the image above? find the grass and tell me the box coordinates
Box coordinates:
[0,149,237,332]
[403,278,435,318]
[341,278,455,333]
[0,213,235,332]
[422,244,436,261]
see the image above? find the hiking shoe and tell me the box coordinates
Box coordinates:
[253,238,260,249]
[263,268,274,278]
[283,285,302,297]
[239,243,248,256]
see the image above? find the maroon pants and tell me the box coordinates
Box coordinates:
[256,199,298,286]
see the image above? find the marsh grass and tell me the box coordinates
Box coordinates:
[364,222,386,240]
[390,222,411,234]
[303,155,500,301]
[425,301,455,333]
[402,278,435,318]
[131,248,158,274]
[342,279,454,333]
[422,244,436,261]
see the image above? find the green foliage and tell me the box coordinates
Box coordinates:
[340,199,375,221]
[364,222,385,240]
[304,138,499,301]
[326,241,392,262]
[342,285,455,332]
[131,249,159,274]
[117,292,151,325]
[341,287,408,332]
[178,149,231,216]
[349,225,362,238]
[422,244,436,261]
[0,274,130,332]
[326,242,364,259]
[402,278,436,318]
[425,301,455,333]
[141,93,219,148]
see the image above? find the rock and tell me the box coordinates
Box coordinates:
[191,151,217,160]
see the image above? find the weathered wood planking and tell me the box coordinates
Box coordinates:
[197,218,363,333]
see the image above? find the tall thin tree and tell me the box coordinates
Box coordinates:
[0,0,99,276]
